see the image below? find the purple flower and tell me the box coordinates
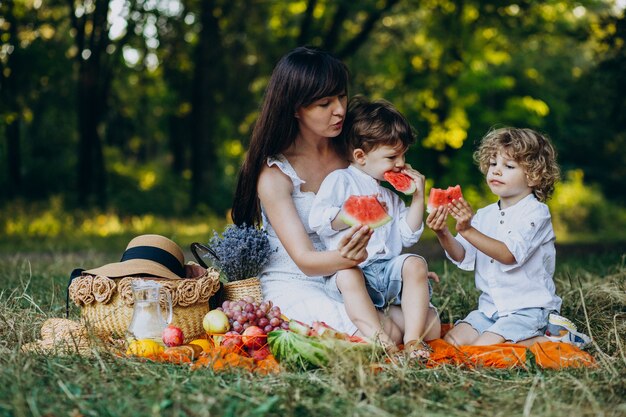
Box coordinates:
[205,224,273,282]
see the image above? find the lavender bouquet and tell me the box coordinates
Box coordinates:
[205,224,272,282]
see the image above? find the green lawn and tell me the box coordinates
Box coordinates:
[0,242,624,417]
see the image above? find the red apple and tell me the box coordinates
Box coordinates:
[162,325,184,347]
[249,345,271,362]
[242,325,265,350]
[221,331,244,351]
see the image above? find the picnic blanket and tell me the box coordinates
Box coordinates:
[425,338,595,369]
[423,324,595,369]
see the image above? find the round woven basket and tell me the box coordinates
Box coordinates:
[68,263,220,343]
[223,277,263,303]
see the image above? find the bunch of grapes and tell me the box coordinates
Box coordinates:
[217,297,289,335]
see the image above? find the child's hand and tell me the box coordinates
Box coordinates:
[401,165,425,197]
[427,271,440,283]
[448,198,474,232]
[426,206,448,234]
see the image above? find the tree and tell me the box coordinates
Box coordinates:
[1,0,27,198]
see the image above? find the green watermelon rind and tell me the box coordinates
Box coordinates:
[339,211,392,229]
[267,330,385,371]
[384,171,417,196]
[339,195,393,229]
[267,330,330,371]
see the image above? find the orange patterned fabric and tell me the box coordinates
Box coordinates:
[425,329,595,369]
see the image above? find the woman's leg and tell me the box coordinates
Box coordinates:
[337,268,396,348]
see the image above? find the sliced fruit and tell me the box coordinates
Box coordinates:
[384,170,416,195]
[288,319,312,336]
[310,321,348,340]
[427,185,463,213]
[339,195,392,229]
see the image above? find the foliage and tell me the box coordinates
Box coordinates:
[0,242,624,416]
[548,169,625,240]
[1,0,625,215]
[205,224,272,282]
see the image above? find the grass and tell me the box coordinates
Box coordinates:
[0,242,625,417]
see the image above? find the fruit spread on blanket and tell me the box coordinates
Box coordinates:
[122,295,379,372]
[122,296,595,372]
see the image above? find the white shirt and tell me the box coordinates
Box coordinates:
[447,194,562,316]
[309,165,423,267]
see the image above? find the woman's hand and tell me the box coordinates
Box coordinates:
[337,225,373,263]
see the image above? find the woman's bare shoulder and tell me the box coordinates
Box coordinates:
[258,163,293,197]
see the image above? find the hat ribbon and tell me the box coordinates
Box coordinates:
[120,246,185,278]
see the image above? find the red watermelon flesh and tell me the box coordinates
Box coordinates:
[427,185,463,213]
[339,195,392,229]
[384,171,416,195]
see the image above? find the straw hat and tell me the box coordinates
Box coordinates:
[83,234,186,280]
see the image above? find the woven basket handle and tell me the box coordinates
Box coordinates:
[190,242,219,268]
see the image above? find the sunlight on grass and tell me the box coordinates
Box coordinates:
[0,199,229,252]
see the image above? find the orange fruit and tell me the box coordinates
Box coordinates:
[126,339,164,357]
[189,338,212,352]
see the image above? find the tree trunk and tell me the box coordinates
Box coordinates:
[169,115,186,175]
[70,0,110,206]
[1,0,22,198]
[5,119,21,197]
[190,0,221,208]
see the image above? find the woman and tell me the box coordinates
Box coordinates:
[231,46,404,342]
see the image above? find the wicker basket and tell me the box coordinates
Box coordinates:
[223,277,263,303]
[68,262,220,343]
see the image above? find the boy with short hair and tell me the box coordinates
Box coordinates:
[310,96,440,358]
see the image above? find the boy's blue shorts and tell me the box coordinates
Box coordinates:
[458,308,551,343]
[325,254,432,308]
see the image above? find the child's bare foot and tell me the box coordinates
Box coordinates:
[375,333,399,354]
[404,339,432,361]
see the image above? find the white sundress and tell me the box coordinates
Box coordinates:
[259,155,357,334]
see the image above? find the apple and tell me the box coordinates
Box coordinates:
[242,325,265,350]
[202,310,230,334]
[249,345,271,362]
[162,325,185,347]
[221,331,244,351]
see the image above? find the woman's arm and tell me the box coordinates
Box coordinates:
[258,166,371,277]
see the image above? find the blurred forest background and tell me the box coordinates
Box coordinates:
[1,0,625,247]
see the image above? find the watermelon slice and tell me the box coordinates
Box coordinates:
[384,171,416,195]
[339,195,392,229]
[427,185,463,213]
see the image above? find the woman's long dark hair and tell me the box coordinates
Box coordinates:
[231,46,349,226]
